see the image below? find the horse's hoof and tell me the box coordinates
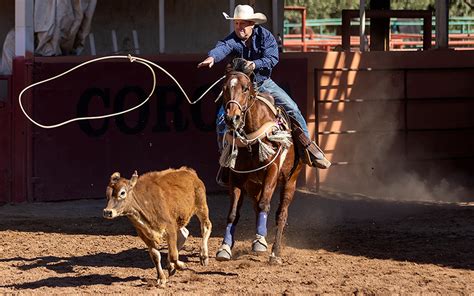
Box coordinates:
[269,253,283,265]
[216,244,232,261]
[177,227,189,250]
[252,234,268,252]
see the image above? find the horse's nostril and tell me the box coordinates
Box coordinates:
[232,115,241,127]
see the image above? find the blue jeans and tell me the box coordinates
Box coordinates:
[216,78,310,143]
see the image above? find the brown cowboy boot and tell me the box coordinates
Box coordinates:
[292,125,331,169]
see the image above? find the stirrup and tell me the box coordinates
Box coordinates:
[216,166,229,187]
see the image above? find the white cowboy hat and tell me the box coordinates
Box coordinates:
[222,5,267,24]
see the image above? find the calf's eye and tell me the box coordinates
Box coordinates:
[118,188,127,199]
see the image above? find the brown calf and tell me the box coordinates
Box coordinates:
[103,167,212,286]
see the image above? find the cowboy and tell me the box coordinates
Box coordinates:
[197,5,331,175]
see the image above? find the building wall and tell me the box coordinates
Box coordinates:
[2,51,474,203]
[310,50,474,201]
[0,0,280,57]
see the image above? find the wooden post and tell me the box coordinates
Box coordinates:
[342,10,351,51]
[369,0,390,51]
[435,0,449,49]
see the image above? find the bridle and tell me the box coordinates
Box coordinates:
[223,71,256,132]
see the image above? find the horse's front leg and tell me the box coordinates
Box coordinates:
[216,185,243,261]
[252,165,279,253]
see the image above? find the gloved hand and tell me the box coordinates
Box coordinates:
[231,58,255,74]
[197,56,215,68]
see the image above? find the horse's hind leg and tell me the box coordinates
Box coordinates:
[216,186,243,261]
[270,179,298,264]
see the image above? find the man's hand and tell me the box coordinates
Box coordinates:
[245,61,256,72]
[197,57,215,68]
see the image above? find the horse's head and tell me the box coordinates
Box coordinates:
[222,69,256,131]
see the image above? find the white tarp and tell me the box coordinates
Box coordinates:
[0,0,97,74]
[0,29,15,75]
[34,0,97,56]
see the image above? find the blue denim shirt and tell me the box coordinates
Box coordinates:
[208,25,279,85]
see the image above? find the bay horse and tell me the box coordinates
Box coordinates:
[216,61,303,264]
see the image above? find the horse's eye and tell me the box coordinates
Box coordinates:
[243,86,249,92]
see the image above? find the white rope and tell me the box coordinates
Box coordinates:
[18,54,225,129]
[226,121,277,147]
[229,145,283,174]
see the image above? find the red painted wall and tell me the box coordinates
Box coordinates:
[0,75,11,204]
[27,56,308,201]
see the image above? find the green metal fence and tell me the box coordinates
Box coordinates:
[284,16,474,35]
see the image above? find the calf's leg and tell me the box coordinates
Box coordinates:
[196,206,212,265]
[148,248,167,287]
[166,228,186,276]
[194,182,212,265]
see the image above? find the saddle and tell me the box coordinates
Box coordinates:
[257,98,330,169]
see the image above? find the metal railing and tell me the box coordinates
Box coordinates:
[284,16,474,35]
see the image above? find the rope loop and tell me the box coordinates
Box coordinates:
[18,54,225,129]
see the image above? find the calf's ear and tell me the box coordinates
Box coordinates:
[110,172,121,184]
[130,170,138,187]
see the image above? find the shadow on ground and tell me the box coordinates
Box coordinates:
[0,190,473,271]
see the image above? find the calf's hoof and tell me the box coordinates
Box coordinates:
[216,243,232,261]
[168,266,177,277]
[168,261,185,277]
[200,255,209,266]
[269,253,283,265]
[252,234,268,253]
[157,277,167,287]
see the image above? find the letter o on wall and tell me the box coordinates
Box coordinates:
[77,88,110,137]
[115,86,148,134]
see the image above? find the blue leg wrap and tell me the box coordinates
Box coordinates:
[223,223,236,247]
[256,212,268,236]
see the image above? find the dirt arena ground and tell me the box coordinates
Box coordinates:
[0,190,473,295]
